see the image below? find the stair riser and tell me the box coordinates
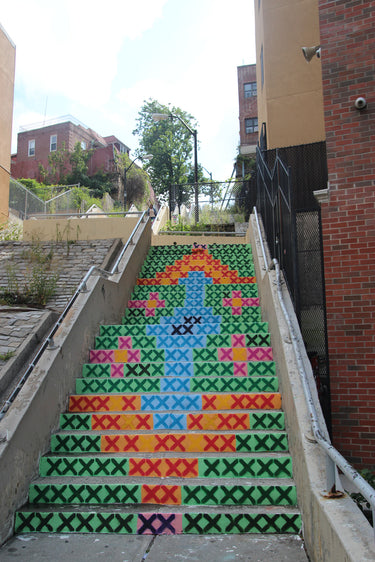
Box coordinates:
[39,456,293,478]
[60,411,284,431]
[50,432,289,454]
[15,511,302,535]
[82,361,276,378]
[68,393,281,412]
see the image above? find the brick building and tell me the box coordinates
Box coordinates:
[11,116,130,185]
[237,64,258,156]
[254,0,375,468]
[317,0,375,468]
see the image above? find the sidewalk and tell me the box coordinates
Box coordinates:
[0,533,309,561]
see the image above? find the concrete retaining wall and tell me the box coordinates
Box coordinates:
[23,215,139,242]
[249,214,375,562]
[0,219,151,544]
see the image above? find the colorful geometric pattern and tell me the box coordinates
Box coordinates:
[15,243,301,537]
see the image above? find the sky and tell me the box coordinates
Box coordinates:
[2,0,256,181]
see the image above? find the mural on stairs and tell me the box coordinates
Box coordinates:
[15,243,301,535]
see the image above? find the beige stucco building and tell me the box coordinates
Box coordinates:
[0,24,15,222]
[254,0,325,149]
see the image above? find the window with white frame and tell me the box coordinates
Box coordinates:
[81,141,87,150]
[245,118,258,134]
[28,139,35,157]
[50,134,57,152]
[244,82,257,98]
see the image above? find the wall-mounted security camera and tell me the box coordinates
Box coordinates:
[354,97,367,110]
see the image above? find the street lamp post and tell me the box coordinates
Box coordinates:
[123,154,153,211]
[152,113,199,223]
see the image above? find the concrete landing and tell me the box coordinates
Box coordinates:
[0,533,309,561]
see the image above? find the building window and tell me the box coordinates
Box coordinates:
[50,134,57,152]
[28,139,35,157]
[245,118,258,134]
[81,141,87,150]
[244,82,257,98]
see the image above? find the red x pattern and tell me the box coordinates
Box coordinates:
[136,414,152,430]
[165,458,198,477]
[141,485,181,505]
[154,434,187,452]
[187,414,204,429]
[230,393,277,409]
[202,395,218,410]
[203,434,236,452]
[92,414,121,430]
[217,413,248,430]
[69,395,110,412]
[121,396,139,411]
[129,458,163,477]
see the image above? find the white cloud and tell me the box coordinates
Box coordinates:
[2,0,168,106]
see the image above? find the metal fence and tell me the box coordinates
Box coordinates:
[256,143,331,429]
[9,180,82,219]
[168,179,256,225]
[9,178,46,218]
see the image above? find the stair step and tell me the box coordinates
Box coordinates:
[60,410,284,431]
[50,431,289,454]
[39,455,293,478]
[76,376,279,394]
[82,360,277,378]
[15,505,301,535]
[89,346,274,363]
[27,481,297,506]
[68,392,282,412]
[94,333,271,350]
[14,243,301,538]
[99,321,269,336]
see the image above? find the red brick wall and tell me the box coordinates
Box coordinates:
[237,64,258,148]
[11,122,108,182]
[319,1,375,468]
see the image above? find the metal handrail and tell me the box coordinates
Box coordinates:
[159,231,246,237]
[0,211,148,421]
[27,211,142,219]
[253,206,375,537]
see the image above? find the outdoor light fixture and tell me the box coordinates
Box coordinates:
[124,154,153,210]
[302,45,321,62]
[152,112,199,223]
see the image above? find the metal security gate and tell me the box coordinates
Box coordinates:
[256,144,331,431]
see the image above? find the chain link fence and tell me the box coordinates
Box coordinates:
[9,179,82,219]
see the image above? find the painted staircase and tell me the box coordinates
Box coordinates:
[15,243,301,535]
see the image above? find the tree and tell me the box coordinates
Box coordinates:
[65,142,94,187]
[133,99,198,204]
[115,152,151,209]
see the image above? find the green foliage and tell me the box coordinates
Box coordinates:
[0,220,22,241]
[133,99,198,203]
[0,350,15,361]
[116,153,150,209]
[0,241,59,307]
[69,186,103,212]
[349,469,375,522]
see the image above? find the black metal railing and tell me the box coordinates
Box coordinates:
[256,143,331,430]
